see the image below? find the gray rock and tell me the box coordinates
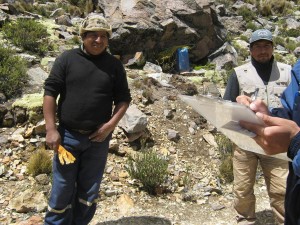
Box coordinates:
[167,129,180,142]
[118,104,147,133]
[35,174,50,185]
[97,0,226,63]
[9,189,47,213]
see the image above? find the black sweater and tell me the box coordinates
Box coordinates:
[44,48,131,130]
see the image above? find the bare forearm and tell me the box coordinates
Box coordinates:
[89,102,129,142]
[109,101,129,128]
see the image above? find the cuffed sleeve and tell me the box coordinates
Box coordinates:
[288,131,300,160]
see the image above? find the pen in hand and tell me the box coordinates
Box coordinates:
[251,88,259,102]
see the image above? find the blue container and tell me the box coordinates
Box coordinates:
[176,47,190,73]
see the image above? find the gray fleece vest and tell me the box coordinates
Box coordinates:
[235,61,291,108]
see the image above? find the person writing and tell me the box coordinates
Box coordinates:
[223,29,292,224]
[43,14,131,225]
[237,59,300,225]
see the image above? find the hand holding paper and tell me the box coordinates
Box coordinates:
[179,94,290,160]
[240,112,300,155]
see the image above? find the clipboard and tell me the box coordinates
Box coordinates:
[179,94,290,161]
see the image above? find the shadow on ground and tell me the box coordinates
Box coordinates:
[96,216,172,225]
[256,210,277,225]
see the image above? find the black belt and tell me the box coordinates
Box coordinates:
[70,129,93,134]
[60,124,94,134]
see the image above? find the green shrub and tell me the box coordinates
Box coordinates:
[259,1,272,16]
[216,134,234,156]
[2,18,52,55]
[258,0,290,16]
[285,38,297,52]
[0,44,28,99]
[34,5,51,17]
[216,134,234,183]
[219,153,234,183]
[27,148,52,176]
[240,35,248,42]
[62,4,83,17]
[67,0,84,6]
[286,29,300,38]
[237,6,255,22]
[193,63,215,71]
[246,21,258,31]
[12,0,33,13]
[12,0,51,17]
[182,165,192,188]
[224,68,234,86]
[126,150,168,195]
[225,31,235,43]
[216,0,235,7]
[273,36,286,46]
[85,0,94,15]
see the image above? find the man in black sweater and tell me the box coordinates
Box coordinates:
[43,14,131,225]
[223,29,291,225]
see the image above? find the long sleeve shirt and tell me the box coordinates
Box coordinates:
[44,48,131,131]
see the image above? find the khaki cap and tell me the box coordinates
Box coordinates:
[79,14,112,37]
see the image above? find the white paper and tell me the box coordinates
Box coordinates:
[179,94,290,161]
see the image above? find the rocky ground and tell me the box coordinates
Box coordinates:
[0,69,280,225]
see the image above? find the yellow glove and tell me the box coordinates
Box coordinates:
[58,145,76,165]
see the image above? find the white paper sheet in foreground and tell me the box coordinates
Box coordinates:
[179,94,290,161]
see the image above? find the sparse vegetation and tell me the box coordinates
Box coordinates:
[258,0,292,16]
[156,45,191,73]
[216,134,234,183]
[246,21,258,31]
[2,18,52,55]
[182,165,192,188]
[27,148,52,176]
[219,154,234,183]
[64,0,95,16]
[126,150,168,195]
[0,44,28,99]
[237,6,256,22]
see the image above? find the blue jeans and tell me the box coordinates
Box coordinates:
[44,126,110,225]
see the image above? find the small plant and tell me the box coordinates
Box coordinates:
[27,148,52,176]
[142,87,154,104]
[0,44,28,99]
[219,153,234,183]
[2,18,52,55]
[84,0,94,15]
[259,1,272,16]
[193,63,215,71]
[216,134,234,183]
[216,134,234,158]
[258,0,290,16]
[237,6,255,22]
[273,36,286,46]
[286,29,300,38]
[182,165,192,188]
[126,150,168,195]
[246,21,258,31]
[285,38,297,52]
[240,35,248,42]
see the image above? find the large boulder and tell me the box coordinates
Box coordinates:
[97,0,226,63]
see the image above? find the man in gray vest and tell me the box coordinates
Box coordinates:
[223,29,291,225]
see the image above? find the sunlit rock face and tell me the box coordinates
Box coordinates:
[97,0,226,63]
